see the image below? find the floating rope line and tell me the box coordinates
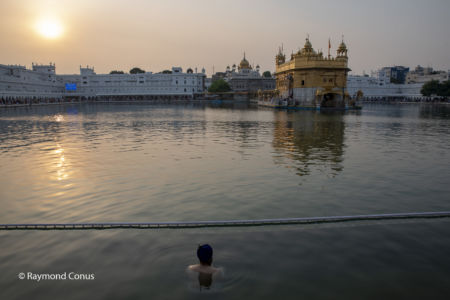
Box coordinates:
[1,211,450,230]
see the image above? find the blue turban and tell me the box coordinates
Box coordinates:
[197,244,213,263]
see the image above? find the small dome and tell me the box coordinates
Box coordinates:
[299,37,315,55]
[304,38,312,49]
[337,38,348,57]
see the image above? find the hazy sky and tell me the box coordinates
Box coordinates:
[1,0,449,76]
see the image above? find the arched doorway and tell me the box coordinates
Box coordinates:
[320,92,345,108]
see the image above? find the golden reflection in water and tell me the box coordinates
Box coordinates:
[54,114,65,122]
[272,111,345,177]
[53,144,69,181]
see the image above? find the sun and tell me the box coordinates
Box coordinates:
[35,18,63,39]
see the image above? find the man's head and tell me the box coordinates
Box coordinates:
[197,244,213,265]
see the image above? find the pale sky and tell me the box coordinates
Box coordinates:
[1,0,449,76]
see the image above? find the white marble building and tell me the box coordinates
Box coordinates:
[348,66,450,99]
[0,63,64,98]
[1,63,206,99]
[406,65,449,84]
[347,75,423,99]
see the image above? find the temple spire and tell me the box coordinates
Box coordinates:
[328,38,331,59]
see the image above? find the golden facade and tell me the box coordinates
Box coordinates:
[274,37,352,108]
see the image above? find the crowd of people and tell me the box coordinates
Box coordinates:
[361,96,449,103]
[2,95,448,107]
[1,97,66,106]
[0,94,204,106]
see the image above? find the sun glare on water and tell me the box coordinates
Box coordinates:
[35,19,63,39]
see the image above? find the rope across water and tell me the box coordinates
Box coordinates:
[1,211,450,230]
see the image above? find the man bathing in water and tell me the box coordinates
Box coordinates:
[187,244,223,290]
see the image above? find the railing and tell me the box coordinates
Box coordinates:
[1,211,449,230]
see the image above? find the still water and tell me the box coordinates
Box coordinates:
[1,102,449,299]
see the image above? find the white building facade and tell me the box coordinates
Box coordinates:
[0,63,64,98]
[347,75,422,98]
[406,65,449,84]
[1,64,206,99]
[348,66,450,99]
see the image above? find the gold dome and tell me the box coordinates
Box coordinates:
[338,41,347,51]
[239,53,251,69]
[337,38,348,57]
[299,37,315,56]
[304,38,313,49]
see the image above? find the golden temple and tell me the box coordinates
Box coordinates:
[259,36,361,109]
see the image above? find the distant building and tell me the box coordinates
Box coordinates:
[405,65,449,84]
[211,54,275,93]
[0,63,64,98]
[59,66,206,98]
[346,63,450,99]
[1,63,207,99]
[205,78,212,90]
[347,74,422,98]
[211,72,227,83]
[378,66,409,84]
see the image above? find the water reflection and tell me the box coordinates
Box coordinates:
[419,104,450,119]
[272,111,345,176]
[52,145,69,181]
[54,114,64,122]
[1,103,450,300]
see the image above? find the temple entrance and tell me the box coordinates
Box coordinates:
[320,93,344,108]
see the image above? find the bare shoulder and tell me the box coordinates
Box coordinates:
[186,264,222,275]
[187,264,201,272]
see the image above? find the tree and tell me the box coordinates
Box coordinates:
[130,67,145,74]
[421,80,440,96]
[208,79,231,93]
[161,70,172,74]
[437,80,450,97]
[262,71,272,78]
[110,70,124,74]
